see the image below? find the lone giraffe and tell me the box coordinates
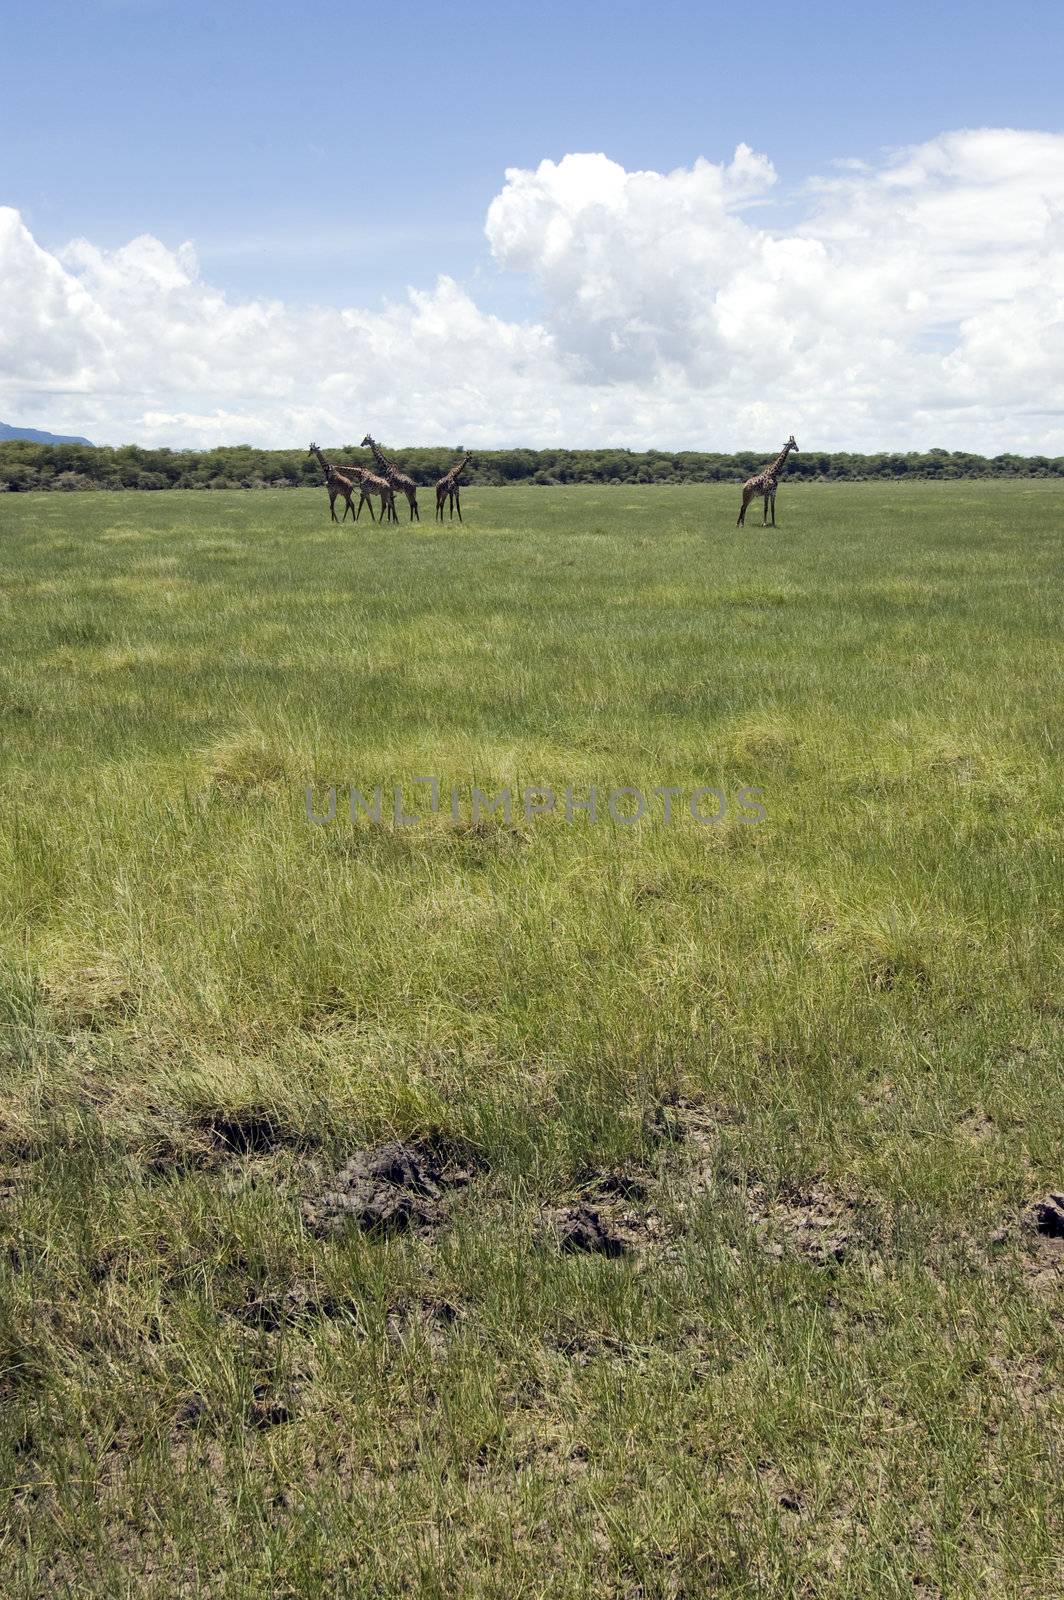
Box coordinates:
[435,453,473,522]
[737,435,799,527]
[360,434,419,521]
[309,445,394,523]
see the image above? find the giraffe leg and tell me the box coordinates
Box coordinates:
[770,492,777,527]
[330,491,338,523]
[762,493,769,527]
[410,490,419,521]
[454,486,462,523]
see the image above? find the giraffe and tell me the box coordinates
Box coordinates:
[348,464,397,523]
[308,443,358,523]
[336,457,400,523]
[736,435,799,527]
[360,434,419,521]
[435,453,473,522]
[309,445,394,523]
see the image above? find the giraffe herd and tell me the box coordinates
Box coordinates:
[307,440,474,526]
[309,436,800,530]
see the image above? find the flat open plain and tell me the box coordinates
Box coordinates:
[0,482,1061,1596]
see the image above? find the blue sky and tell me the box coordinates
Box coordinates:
[5,0,1062,310]
[2,0,1063,449]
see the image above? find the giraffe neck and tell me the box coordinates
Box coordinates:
[767,442,793,479]
[313,447,332,476]
[367,437,391,473]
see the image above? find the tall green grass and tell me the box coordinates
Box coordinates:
[0,483,1060,1596]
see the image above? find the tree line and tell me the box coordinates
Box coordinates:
[2,441,1063,493]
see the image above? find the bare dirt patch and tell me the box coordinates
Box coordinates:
[552,1204,629,1257]
[646,1094,733,1152]
[644,1098,874,1267]
[736,1178,872,1266]
[544,1166,665,1258]
[1019,1192,1064,1292]
[302,1140,472,1238]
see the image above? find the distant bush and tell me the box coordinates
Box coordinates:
[1,439,1062,491]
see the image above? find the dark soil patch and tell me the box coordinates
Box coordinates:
[574,1166,649,1204]
[1020,1192,1064,1292]
[546,1161,665,1258]
[553,1328,639,1365]
[1030,1192,1064,1239]
[247,1381,301,1431]
[174,1392,208,1431]
[143,1126,220,1177]
[302,1140,470,1238]
[200,1107,304,1157]
[555,1204,629,1257]
[0,1121,37,1160]
[232,1279,365,1333]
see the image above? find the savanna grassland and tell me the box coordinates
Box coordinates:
[0,481,1061,1598]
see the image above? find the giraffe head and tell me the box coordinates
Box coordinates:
[308,442,319,456]
[360,434,374,449]
[787,435,799,451]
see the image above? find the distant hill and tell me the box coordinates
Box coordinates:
[0,421,93,445]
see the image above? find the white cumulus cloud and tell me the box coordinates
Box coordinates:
[2,127,1063,452]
